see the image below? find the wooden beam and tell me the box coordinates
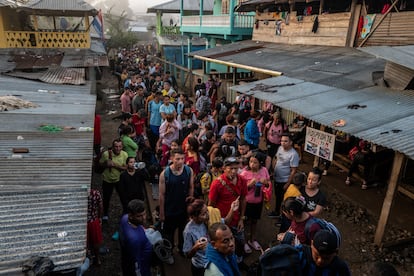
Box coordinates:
[346,1,361,47]
[374,152,405,246]
[359,0,400,47]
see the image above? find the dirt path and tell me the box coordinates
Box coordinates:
[86,68,414,276]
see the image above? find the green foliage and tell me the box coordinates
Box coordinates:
[104,8,139,49]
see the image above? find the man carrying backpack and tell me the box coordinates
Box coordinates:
[159,149,194,260]
[302,230,350,276]
[260,230,350,276]
[213,96,230,131]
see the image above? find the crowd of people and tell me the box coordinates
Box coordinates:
[85,46,399,276]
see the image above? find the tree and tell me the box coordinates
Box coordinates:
[104,8,139,49]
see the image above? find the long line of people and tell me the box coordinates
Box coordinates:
[86,46,396,276]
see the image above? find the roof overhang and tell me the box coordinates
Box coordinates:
[189,40,386,91]
[231,76,414,160]
[358,45,414,71]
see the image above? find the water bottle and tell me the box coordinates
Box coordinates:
[254,182,262,197]
[78,127,93,132]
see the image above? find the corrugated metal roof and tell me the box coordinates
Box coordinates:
[0,74,95,273]
[231,76,414,160]
[12,54,63,70]
[190,41,386,91]
[6,67,86,85]
[147,0,214,13]
[0,0,23,7]
[235,0,275,12]
[61,53,108,67]
[358,45,414,70]
[25,0,96,12]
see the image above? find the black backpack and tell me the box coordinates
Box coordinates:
[259,244,305,276]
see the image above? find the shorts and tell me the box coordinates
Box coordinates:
[150,125,160,137]
[245,201,263,220]
[87,219,103,247]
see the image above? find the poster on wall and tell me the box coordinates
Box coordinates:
[304,127,335,161]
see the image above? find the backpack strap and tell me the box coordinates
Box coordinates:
[304,217,318,243]
[218,176,239,198]
[164,165,191,187]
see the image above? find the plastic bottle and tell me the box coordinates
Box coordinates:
[78,127,94,132]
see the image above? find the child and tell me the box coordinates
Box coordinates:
[200,158,223,202]
[183,199,209,276]
[87,189,103,265]
[279,172,306,232]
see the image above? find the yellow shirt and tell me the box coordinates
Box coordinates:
[284,184,302,201]
[207,206,222,228]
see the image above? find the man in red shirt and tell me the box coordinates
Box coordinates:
[208,157,247,264]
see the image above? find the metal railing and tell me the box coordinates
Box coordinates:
[181,14,255,29]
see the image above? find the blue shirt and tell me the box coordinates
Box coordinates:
[244,118,260,147]
[149,100,162,126]
[183,220,208,268]
[119,215,152,276]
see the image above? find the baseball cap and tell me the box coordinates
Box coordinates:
[312,230,338,255]
[223,157,239,167]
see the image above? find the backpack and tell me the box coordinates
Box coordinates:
[201,97,210,113]
[193,171,210,198]
[304,217,342,249]
[259,244,304,276]
[239,96,251,111]
[218,103,228,121]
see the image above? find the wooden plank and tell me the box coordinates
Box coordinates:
[398,186,414,201]
[347,2,361,47]
[374,152,406,246]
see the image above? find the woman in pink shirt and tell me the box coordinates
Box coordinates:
[264,112,287,157]
[240,152,271,253]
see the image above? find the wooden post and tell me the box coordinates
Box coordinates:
[319,0,325,15]
[312,125,325,168]
[374,152,405,246]
[346,0,361,47]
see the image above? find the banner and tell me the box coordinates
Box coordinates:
[304,127,335,161]
[92,9,104,40]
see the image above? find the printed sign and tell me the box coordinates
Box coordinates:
[304,127,335,161]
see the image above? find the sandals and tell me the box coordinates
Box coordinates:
[244,243,252,254]
[248,240,262,251]
[361,180,368,190]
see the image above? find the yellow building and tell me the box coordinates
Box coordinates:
[0,0,97,49]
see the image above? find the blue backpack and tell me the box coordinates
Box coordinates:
[304,217,342,249]
[259,244,306,276]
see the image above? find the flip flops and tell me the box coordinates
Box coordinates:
[244,243,252,254]
[248,240,262,251]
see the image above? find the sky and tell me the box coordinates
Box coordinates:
[131,0,171,14]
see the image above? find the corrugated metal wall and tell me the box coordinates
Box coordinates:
[0,75,95,274]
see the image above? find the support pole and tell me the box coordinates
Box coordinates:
[374,152,405,246]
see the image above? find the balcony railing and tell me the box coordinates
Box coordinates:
[182,14,255,29]
[161,26,180,35]
[4,31,90,48]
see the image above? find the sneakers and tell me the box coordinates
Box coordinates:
[244,243,252,254]
[102,215,109,221]
[248,240,262,251]
[267,211,280,219]
[112,231,119,241]
[322,170,328,176]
